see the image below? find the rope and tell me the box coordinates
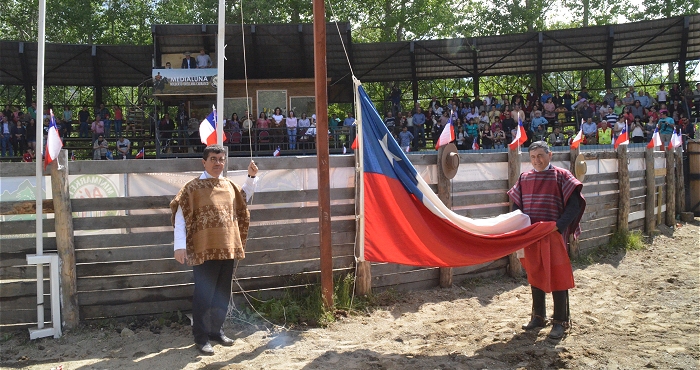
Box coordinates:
[326,0,354,78]
[239,1,253,160]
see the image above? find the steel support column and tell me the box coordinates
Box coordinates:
[410,42,418,105]
[19,42,33,107]
[472,39,479,97]
[679,16,689,88]
[92,45,103,106]
[536,33,543,96]
[605,26,614,89]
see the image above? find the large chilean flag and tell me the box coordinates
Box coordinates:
[357,85,560,267]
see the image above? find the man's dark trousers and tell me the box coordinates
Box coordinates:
[192,259,235,345]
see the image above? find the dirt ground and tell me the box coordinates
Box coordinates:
[2,220,698,370]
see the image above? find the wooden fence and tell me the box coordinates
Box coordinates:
[0,145,685,331]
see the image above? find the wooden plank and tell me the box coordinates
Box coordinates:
[1,237,56,254]
[579,225,616,240]
[252,187,355,205]
[77,259,191,277]
[0,265,49,280]
[629,179,645,189]
[371,263,427,276]
[457,152,508,163]
[0,309,52,326]
[0,218,55,234]
[582,182,619,194]
[452,180,509,192]
[78,285,193,306]
[0,199,54,215]
[581,207,618,223]
[581,216,617,231]
[77,271,193,291]
[452,258,508,277]
[630,203,645,213]
[0,280,50,298]
[655,176,666,186]
[74,231,173,250]
[456,205,510,219]
[244,243,354,265]
[579,234,613,252]
[630,187,646,198]
[236,255,355,278]
[81,299,192,320]
[452,193,509,207]
[628,218,644,230]
[247,232,355,252]
[233,268,353,294]
[585,193,619,206]
[629,170,645,179]
[73,213,171,231]
[71,196,172,212]
[584,172,618,182]
[251,203,355,222]
[373,267,440,288]
[249,219,355,238]
[584,151,618,160]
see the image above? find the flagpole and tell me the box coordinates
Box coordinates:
[34,0,47,331]
[216,0,225,146]
[354,77,365,262]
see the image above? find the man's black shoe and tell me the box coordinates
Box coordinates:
[209,334,235,346]
[196,342,215,355]
[522,315,546,330]
[548,323,567,339]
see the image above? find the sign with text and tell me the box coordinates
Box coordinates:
[152,68,218,95]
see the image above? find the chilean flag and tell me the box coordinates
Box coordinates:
[570,119,584,149]
[647,127,662,149]
[668,128,682,150]
[135,147,145,159]
[435,111,456,149]
[199,106,218,145]
[44,109,63,170]
[273,146,281,156]
[508,118,527,150]
[472,139,480,150]
[613,124,628,149]
[356,84,560,267]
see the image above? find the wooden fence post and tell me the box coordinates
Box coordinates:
[436,146,452,288]
[689,141,700,216]
[355,260,372,296]
[675,147,685,213]
[507,147,522,277]
[568,146,580,258]
[50,149,79,328]
[644,148,656,233]
[617,146,629,233]
[665,147,676,226]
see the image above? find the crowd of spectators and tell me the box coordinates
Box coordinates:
[382,83,698,151]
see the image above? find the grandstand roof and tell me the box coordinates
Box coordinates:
[0,15,698,87]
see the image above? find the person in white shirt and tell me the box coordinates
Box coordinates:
[196,49,213,68]
[171,145,258,355]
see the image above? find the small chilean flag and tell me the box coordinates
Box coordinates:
[570,130,583,149]
[135,147,145,159]
[508,118,527,150]
[44,109,63,170]
[647,127,662,149]
[472,139,479,150]
[668,128,682,150]
[199,106,218,145]
[613,124,628,149]
[273,146,281,156]
[435,111,456,149]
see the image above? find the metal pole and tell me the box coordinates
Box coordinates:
[35,0,47,330]
[216,0,225,146]
[313,0,333,308]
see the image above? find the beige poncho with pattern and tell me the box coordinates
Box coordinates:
[170,177,250,266]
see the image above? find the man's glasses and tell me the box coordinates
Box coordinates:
[207,157,226,164]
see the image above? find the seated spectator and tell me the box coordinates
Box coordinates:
[629,100,645,120]
[492,125,506,149]
[93,135,111,160]
[531,124,547,143]
[530,111,548,132]
[479,123,493,149]
[598,123,613,145]
[645,117,657,141]
[582,118,598,144]
[555,105,568,123]
[456,126,466,150]
[543,98,556,122]
[579,102,595,122]
[631,116,645,143]
[398,126,414,152]
[547,126,566,147]
[637,90,650,108]
[622,91,635,106]
[196,48,213,68]
[116,134,131,159]
[613,98,625,115]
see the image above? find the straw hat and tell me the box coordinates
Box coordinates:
[574,153,587,181]
[440,143,460,179]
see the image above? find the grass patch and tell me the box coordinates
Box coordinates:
[574,229,646,265]
[248,273,364,328]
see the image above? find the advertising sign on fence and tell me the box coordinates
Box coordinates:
[152,68,217,95]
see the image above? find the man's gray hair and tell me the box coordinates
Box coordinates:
[528,141,551,153]
[203,144,226,159]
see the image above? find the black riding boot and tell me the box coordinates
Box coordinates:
[522,286,546,330]
[549,290,570,339]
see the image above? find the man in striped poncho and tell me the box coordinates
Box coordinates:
[507,141,586,339]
